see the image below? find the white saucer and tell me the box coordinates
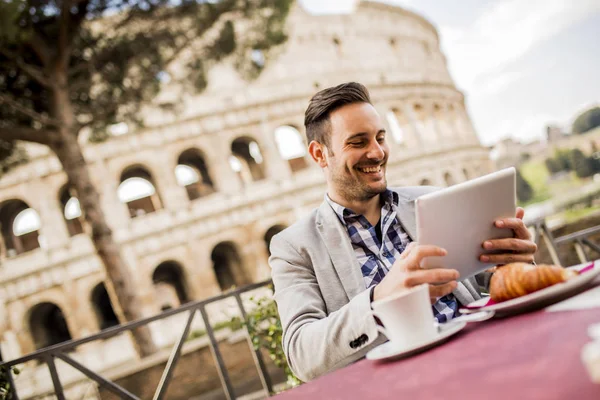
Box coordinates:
[366,321,466,362]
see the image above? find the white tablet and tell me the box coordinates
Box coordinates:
[415,167,516,279]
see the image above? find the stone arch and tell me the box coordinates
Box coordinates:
[386,108,405,144]
[274,125,308,172]
[332,35,342,55]
[0,199,41,257]
[118,165,163,218]
[433,103,451,138]
[420,178,432,186]
[444,172,456,187]
[264,224,287,256]
[211,242,250,291]
[413,103,434,143]
[176,148,216,201]
[28,302,72,350]
[463,168,470,181]
[152,261,189,310]
[450,102,469,138]
[91,283,119,330]
[58,185,85,236]
[230,136,266,186]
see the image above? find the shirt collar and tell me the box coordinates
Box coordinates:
[325,189,398,225]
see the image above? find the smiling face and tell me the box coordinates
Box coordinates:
[321,102,389,203]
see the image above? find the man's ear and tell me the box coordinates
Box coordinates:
[308,141,328,168]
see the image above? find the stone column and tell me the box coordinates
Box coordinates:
[394,106,418,149]
[90,159,130,230]
[454,103,478,145]
[424,103,443,150]
[63,280,92,339]
[434,104,453,143]
[187,241,222,299]
[243,238,270,282]
[257,121,293,182]
[150,151,189,210]
[31,180,71,249]
[206,134,243,195]
[403,104,425,151]
[1,331,22,360]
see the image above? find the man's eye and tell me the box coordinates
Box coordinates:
[377,136,385,143]
[349,142,364,146]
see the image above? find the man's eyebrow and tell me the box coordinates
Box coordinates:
[345,129,386,141]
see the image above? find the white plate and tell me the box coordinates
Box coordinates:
[366,321,466,362]
[460,261,600,316]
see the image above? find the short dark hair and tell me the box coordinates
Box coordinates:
[304,82,372,147]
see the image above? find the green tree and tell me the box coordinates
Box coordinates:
[570,148,594,178]
[0,0,292,356]
[545,157,562,175]
[516,168,533,203]
[554,148,573,171]
[590,152,600,174]
[572,107,600,135]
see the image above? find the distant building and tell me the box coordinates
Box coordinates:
[547,125,567,143]
[490,126,600,170]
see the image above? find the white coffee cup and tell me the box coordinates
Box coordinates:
[371,283,437,348]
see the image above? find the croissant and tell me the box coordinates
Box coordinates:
[489,263,578,302]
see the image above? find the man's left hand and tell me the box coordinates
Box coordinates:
[479,207,537,265]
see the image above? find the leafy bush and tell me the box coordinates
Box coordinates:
[570,148,595,178]
[555,148,573,171]
[0,365,20,400]
[230,289,301,392]
[516,168,533,202]
[545,157,562,175]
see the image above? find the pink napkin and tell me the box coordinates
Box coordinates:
[465,262,596,310]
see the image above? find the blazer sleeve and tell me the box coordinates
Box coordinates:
[269,234,379,382]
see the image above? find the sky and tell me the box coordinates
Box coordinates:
[300,0,600,146]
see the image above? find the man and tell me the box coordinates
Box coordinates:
[269,82,537,382]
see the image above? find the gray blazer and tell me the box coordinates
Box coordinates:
[269,186,485,382]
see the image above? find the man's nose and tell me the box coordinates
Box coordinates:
[367,140,385,160]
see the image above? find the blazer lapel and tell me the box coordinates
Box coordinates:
[396,193,417,241]
[316,202,365,300]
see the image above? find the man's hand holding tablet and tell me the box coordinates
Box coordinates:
[373,168,538,304]
[481,206,537,266]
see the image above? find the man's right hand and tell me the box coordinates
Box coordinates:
[372,243,459,304]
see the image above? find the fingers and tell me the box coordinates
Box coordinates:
[428,281,458,303]
[480,253,535,264]
[399,242,418,260]
[482,238,537,254]
[494,217,531,240]
[404,245,447,270]
[403,268,459,286]
[516,207,525,220]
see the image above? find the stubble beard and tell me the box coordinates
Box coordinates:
[332,167,387,203]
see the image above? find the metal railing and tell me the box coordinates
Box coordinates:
[0,280,274,400]
[554,225,600,264]
[529,220,600,266]
[3,221,600,400]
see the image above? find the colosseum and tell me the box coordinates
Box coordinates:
[0,1,492,398]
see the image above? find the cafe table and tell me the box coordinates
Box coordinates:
[275,278,600,400]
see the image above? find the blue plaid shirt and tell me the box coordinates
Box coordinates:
[326,190,458,323]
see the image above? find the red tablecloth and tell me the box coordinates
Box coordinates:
[275,309,600,400]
